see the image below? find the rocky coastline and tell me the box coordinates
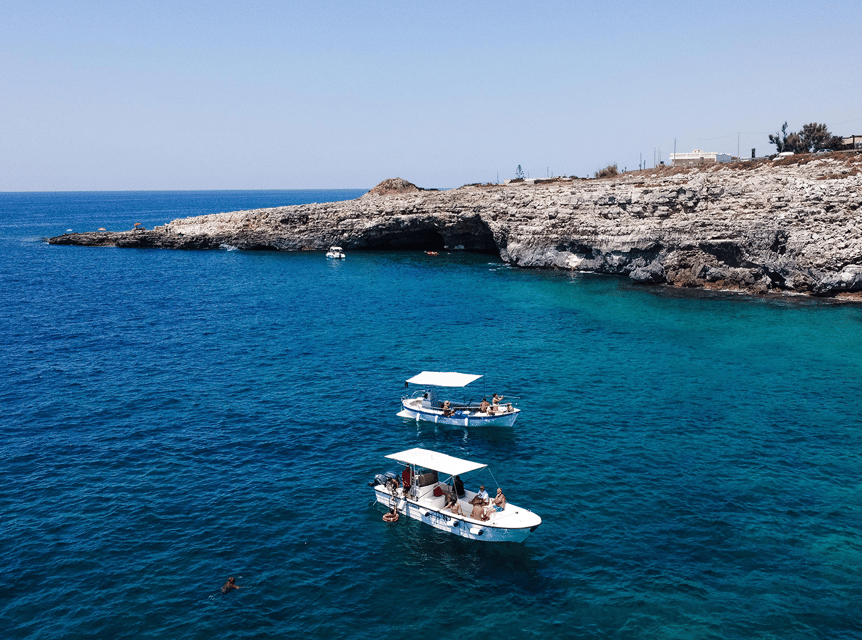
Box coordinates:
[49,154,862,298]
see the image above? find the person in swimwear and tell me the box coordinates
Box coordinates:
[221,577,241,594]
[445,496,464,516]
[491,488,506,511]
[387,476,400,495]
[469,496,489,521]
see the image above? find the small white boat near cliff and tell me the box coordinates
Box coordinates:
[326,246,345,259]
[398,371,520,427]
[370,447,542,543]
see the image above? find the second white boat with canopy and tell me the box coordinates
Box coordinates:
[398,371,521,427]
[370,447,542,542]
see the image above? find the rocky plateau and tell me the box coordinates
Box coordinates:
[49,154,862,298]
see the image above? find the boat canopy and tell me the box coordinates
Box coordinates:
[385,447,487,477]
[405,371,482,388]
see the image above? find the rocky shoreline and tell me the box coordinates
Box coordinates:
[49,154,862,298]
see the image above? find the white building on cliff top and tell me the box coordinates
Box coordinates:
[669,149,733,166]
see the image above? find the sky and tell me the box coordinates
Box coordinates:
[2,0,861,191]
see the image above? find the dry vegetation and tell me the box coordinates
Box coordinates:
[453,151,861,191]
[594,164,619,179]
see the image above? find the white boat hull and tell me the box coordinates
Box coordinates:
[373,486,540,542]
[399,399,519,427]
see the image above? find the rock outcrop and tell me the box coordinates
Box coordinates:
[49,155,862,297]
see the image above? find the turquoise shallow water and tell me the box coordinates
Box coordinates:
[1,191,861,639]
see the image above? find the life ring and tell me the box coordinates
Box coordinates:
[383,511,399,522]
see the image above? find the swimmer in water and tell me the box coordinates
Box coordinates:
[221,576,241,594]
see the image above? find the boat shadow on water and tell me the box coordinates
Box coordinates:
[369,501,555,597]
[408,420,518,445]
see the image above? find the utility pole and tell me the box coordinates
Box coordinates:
[738,132,740,159]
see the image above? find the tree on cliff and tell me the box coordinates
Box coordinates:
[797,123,842,152]
[768,122,791,153]
[769,122,842,154]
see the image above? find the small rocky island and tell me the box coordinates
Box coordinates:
[50,154,862,298]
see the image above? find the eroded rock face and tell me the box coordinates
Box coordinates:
[49,157,862,297]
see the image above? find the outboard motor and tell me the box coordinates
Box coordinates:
[368,471,398,487]
[369,474,387,487]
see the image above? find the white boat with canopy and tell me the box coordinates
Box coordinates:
[398,371,521,427]
[326,246,345,259]
[370,447,542,542]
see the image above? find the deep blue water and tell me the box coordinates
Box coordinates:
[2,191,861,640]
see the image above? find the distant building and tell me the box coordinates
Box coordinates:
[842,135,862,149]
[669,149,733,166]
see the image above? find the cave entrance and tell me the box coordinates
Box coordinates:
[364,229,447,251]
[360,219,499,255]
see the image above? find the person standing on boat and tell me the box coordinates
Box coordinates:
[388,476,400,496]
[492,393,504,406]
[453,475,465,497]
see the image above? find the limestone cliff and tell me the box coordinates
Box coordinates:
[49,154,862,298]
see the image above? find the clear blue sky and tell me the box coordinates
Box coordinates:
[2,0,860,190]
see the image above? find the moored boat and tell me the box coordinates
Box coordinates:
[397,371,520,427]
[370,447,541,542]
[326,246,345,259]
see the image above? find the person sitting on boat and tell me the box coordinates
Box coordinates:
[477,485,490,504]
[479,398,490,413]
[442,400,453,417]
[445,496,464,516]
[506,402,514,413]
[491,488,507,512]
[469,496,490,521]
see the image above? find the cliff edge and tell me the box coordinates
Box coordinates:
[49,155,862,298]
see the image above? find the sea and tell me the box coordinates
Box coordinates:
[1,190,861,640]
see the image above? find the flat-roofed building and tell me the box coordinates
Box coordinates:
[842,135,862,149]
[669,149,733,166]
